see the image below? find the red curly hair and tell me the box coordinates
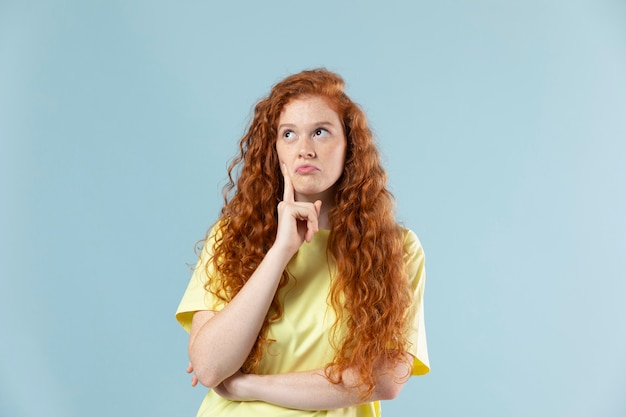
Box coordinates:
[205,68,413,400]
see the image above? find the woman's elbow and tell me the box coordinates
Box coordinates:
[373,353,412,400]
[375,379,405,400]
[194,367,224,388]
[189,355,227,388]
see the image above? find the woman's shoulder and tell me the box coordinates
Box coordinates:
[398,226,425,279]
[398,225,423,252]
[202,219,226,244]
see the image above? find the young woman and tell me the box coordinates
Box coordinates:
[176,69,429,416]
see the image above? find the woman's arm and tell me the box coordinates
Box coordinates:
[188,172,322,388]
[188,247,291,387]
[212,353,413,410]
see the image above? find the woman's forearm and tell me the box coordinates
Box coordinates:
[218,356,412,410]
[242,368,363,410]
[189,246,292,388]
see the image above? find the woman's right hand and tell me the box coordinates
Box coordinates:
[274,164,322,256]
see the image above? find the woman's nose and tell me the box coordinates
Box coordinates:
[299,139,316,158]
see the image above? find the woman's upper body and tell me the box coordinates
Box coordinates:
[176,225,428,416]
[175,69,430,416]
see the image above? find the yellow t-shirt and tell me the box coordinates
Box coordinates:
[175,227,429,417]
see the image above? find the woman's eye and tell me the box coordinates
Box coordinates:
[314,128,328,137]
[283,130,296,139]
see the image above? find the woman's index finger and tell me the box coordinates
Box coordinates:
[282,164,295,202]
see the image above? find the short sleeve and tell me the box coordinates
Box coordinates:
[403,228,430,375]
[175,224,226,333]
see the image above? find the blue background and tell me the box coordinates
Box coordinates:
[1,1,625,416]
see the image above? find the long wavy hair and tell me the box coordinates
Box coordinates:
[205,68,412,399]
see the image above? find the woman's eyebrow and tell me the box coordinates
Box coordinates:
[314,121,335,127]
[277,121,336,130]
[277,123,296,130]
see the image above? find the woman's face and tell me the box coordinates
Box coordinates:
[276,95,347,204]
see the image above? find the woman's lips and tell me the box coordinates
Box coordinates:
[295,165,319,174]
